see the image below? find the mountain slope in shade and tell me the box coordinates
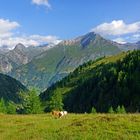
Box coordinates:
[0,73,26,103]
[10,32,122,90]
[40,50,140,113]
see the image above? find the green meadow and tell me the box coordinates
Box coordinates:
[0,114,140,140]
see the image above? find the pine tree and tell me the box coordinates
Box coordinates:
[19,88,43,114]
[108,106,114,114]
[0,98,7,113]
[6,101,16,114]
[91,107,97,114]
[116,105,121,113]
[120,105,126,114]
[48,91,64,111]
[116,105,126,114]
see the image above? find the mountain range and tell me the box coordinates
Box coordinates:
[0,32,140,90]
[10,32,122,89]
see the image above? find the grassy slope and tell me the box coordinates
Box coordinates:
[41,50,140,113]
[41,52,127,101]
[0,114,140,140]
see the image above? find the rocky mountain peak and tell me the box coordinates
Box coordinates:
[14,43,26,52]
[59,32,101,47]
[79,32,101,48]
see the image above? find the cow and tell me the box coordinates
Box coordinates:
[52,110,68,118]
[63,111,68,116]
[52,111,62,118]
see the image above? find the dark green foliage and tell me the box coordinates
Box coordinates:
[41,50,140,113]
[19,88,43,114]
[91,107,97,114]
[0,73,26,103]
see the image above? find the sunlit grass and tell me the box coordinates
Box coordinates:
[0,114,140,140]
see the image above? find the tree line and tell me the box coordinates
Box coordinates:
[0,88,43,114]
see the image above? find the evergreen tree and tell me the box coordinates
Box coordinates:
[6,101,16,114]
[19,88,43,114]
[0,98,7,113]
[116,105,126,114]
[108,106,114,114]
[48,91,64,111]
[120,105,126,114]
[116,105,121,113]
[91,107,97,114]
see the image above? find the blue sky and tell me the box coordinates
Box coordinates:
[0,0,140,48]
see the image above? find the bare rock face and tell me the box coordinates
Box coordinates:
[0,43,28,73]
[0,43,49,73]
[0,55,14,73]
[6,43,28,65]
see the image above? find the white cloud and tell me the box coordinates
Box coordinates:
[0,19,20,38]
[132,34,140,39]
[0,37,38,49]
[29,35,61,45]
[92,20,140,36]
[0,35,61,49]
[113,38,126,44]
[32,0,51,8]
[0,18,61,49]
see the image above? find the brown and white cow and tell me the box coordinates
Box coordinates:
[52,110,68,118]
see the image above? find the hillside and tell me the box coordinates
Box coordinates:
[40,50,140,113]
[10,32,122,90]
[0,73,26,103]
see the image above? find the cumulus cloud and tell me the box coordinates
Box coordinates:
[32,0,51,8]
[113,38,127,44]
[29,35,61,45]
[0,35,61,49]
[0,37,38,49]
[132,34,140,39]
[0,18,61,49]
[92,20,140,36]
[0,19,20,38]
